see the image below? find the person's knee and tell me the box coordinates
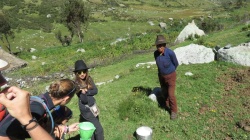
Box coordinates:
[95,125,104,134]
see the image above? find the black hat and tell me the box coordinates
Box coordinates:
[73,60,89,72]
[154,35,167,46]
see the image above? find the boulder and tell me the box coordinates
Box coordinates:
[159,22,167,29]
[217,42,250,66]
[174,44,214,65]
[174,20,205,44]
[0,48,27,72]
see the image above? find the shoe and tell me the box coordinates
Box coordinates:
[170,112,177,120]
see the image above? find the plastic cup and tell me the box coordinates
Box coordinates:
[79,122,96,140]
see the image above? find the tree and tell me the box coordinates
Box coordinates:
[236,0,246,8]
[0,14,15,54]
[61,0,91,43]
[55,30,72,46]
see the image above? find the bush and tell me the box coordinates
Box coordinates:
[195,36,205,45]
[204,41,216,48]
[196,18,224,33]
[241,25,250,31]
[117,91,158,122]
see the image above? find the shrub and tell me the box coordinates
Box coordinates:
[196,18,224,33]
[247,31,250,37]
[241,25,250,31]
[117,91,158,122]
[204,41,216,48]
[195,36,205,45]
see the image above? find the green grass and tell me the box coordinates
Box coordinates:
[61,59,250,140]
[18,54,250,140]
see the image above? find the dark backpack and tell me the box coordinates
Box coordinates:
[0,96,55,135]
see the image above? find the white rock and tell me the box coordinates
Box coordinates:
[32,55,37,60]
[175,20,205,44]
[115,75,120,79]
[148,94,157,102]
[174,44,214,65]
[185,72,193,76]
[217,42,250,66]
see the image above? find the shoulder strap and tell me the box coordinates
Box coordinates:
[0,96,55,135]
[30,96,54,135]
[0,112,15,128]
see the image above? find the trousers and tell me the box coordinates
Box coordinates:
[158,71,178,113]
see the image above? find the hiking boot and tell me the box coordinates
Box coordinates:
[170,112,177,120]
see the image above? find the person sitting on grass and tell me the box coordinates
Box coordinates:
[0,86,54,140]
[0,79,80,140]
[0,59,53,140]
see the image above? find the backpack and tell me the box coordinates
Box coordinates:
[0,96,55,135]
[0,104,5,121]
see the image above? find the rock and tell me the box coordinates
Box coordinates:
[159,22,167,29]
[217,42,250,66]
[148,94,157,102]
[185,72,193,76]
[0,49,27,72]
[224,44,231,49]
[243,126,250,132]
[174,44,214,65]
[148,21,154,26]
[175,20,205,44]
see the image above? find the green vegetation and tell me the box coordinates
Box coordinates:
[1,0,250,139]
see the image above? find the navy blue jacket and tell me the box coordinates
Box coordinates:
[154,47,179,75]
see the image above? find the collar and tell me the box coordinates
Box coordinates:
[40,92,55,110]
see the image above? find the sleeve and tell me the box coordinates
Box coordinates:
[154,50,159,60]
[86,76,98,96]
[169,50,179,69]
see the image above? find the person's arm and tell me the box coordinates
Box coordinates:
[68,123,79,133]
[55,123,79,139]
[154,50,160,60]
[19,116,54,140]
[85,76,98,96]
[169,50,179,69]
[0,86,53,140]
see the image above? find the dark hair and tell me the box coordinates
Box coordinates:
[49,79,79,99]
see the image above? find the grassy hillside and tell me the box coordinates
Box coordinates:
[1,0,250,139]
[0,0,220,52]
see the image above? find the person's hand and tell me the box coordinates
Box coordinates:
[68,123,79,133]
[0,86,32,124]
[54,125,64,139]
[80,88,88,94]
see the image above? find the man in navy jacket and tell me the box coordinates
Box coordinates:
[154,35,179,120]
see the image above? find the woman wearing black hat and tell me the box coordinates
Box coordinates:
[73,60,104,140]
